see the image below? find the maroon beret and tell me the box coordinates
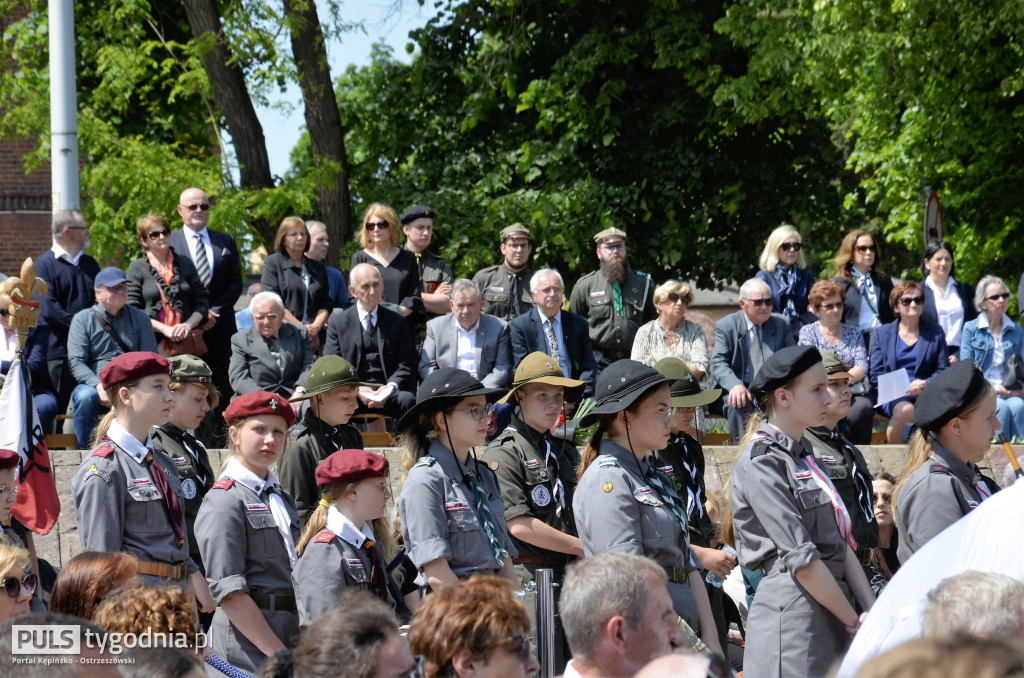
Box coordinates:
[0,448,19,470]
[99,352,172,389]
[223,391,296,428]
[315,449,390,487]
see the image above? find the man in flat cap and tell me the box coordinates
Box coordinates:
[569,227,656,371]
[472,223,536,322]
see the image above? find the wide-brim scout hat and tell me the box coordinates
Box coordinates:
[290,355,378,402]
[580,360,671,427]
[497,352,587,405]
[396,368,505,432]
[653,357,721,408]
[914,358,989,433]
[748,345,822,402]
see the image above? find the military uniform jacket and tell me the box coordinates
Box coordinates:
[569,269,656,355]
[71,435,196,575]
[804,427,879,554]
[151,423,216,571]
[398,440,517,579]
[472,263,536,321]
[481,417,580,559]
[895,444,998,563]
[414,250,454,295]
[648,432,715,543]
[278,410,363,519]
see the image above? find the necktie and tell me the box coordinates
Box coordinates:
[612,282,624,317]
[364,313,375,334]
[466,472,506,566]
[193,233,211,287]
[181,432,208,486]
[300,261,310,322]
[749,325,764,376]
[267,336,285,372]
[362,538,389,601]
[145,451,184,546]
[543,437,566,518]
[802,453,857,550]
[544,318,562,366]
[507,274,519,320]
[643,464,690,534]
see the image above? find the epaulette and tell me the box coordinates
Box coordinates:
[314,531,336,544]
[636,270,652,279]
[413,456,437,468]
[750,440,771,458]
[84,463,112,483]
[929,464,951,475]
[91,444,115,458]
[212,479,234,490]
[290,425,308,440]
[597,457,619,468]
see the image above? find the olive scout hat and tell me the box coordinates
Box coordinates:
[396,368,506,432]
[170,354,214,383]
[290,355,378,402]
[914,358,989,433]
[819,349,852,381]
[580,359,671,427]
[653,357,721,408]
[497,352,587,405]
[748,345,823,403]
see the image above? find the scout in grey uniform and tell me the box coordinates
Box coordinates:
[569,227,656,370]
[894,358,1000,563]
[71,352,205,595]
[481,351,586,667]
[279,355,369,520]
[471,223,536,322]
[803,350,879,572]
[730,346,874,678]
[292,449,396,627]
[196,391,303,674]
[396,368,518,590]
[573,360,721,656]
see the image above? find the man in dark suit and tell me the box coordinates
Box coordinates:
[510,269,597,400]
[324,263,417,418]
[711,278,795,442]
[170,187,244,416]
[228,291,313,416]
[419,279,512,388]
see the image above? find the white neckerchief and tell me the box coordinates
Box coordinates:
[107,419,154,463]
[223,456,297,568]
[325,504,376,549]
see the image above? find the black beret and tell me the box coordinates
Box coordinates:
[749,345,823,401]
[913,359,990,432]
[400,205,435,225]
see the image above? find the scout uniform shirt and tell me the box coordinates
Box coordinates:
[292,505,395,628]
[472,264,536,322]
[895,443,998,563]
[414,249,454,320]
[151,422,216,571]
[196,456,303,674]
[648,431,715,545]
[278,409,363,519]
[569,268,656,358]
[71,419,196,586]
[398,440,517,581]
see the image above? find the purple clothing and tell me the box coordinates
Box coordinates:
[798,322,869,372]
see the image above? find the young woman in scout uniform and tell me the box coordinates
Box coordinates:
[573,359,722,657]
[481,351,586,666]
[292,449,398,627]
[280,355,369,520]
[396,367,517,591]
[893,358,1000,563]
[70,352,209,600]
[729,345,875,678]
[195,391,303,674]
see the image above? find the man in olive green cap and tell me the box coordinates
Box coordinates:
[279,355,375,519]
[481,352,587,667]
[569,226,656,370]
[472,223,536,322]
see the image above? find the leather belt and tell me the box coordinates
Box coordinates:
[250,593,297,613]
[514,555,576,567]
[664,566,689,584]
[136,560,188,581]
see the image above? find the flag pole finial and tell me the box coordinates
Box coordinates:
[0,258,48,352]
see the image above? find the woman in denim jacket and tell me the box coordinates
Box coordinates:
[960,275,1024,441]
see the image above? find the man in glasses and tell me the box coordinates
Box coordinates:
[472,223,537,322]
[710,278,794,442]
[170,187,244,422]
[569,227,657,371]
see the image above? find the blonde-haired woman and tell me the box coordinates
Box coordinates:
[350,203,422,319]
[0,540,33,623]
[755,224,817,339]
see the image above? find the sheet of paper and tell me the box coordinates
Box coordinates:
[363,383,395,403]
[876,368,911,406]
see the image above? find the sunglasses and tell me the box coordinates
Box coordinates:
[502,634,532,668]
[253,313,279,322]
[745,297,773,307]
[665,293,688,304]
[366,220,390,231]
[3,572,37,599]
[182,203,210,212]
[452,403,494,422]
[899,296,924,307]
[856,244,877,253]
[820,301,844,311]
[986,292,1011,302]
[874,491,892,503]
[147,229,171,240]
[780,242,802,252]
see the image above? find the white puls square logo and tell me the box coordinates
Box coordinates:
[12,625,81,654]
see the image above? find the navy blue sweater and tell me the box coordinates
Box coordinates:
[35,248,101,361]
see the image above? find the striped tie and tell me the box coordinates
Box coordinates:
[193,233,211,287]
[644,465,690,532]
[467,472,506,566]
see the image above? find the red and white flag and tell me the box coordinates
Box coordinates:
[0,356,60,534]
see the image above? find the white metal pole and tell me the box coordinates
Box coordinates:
[49,0,80,211]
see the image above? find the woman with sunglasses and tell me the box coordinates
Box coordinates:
[127,213,209,354]
[574,360,722,657]
[397,368,517,591]
[409,575,539,678]
[865,472,900,594]
[351,203,423,321]
[0,540,34,623]
[756,224,817,340]
[921,241,976,363]
[833,230,895,333]
[869,281,950,443]
[730,346,874,678]
[960,276,1024,442]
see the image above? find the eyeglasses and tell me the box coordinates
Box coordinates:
[986,292,1011,302]
[899,296,924,307]
[780,242,802,252]
[253,313,279,322]
[366,220,390,231]
[504,240,531,250]
[147,229,171,240]
[599,241,625,251]
[0,484,17,500]
[873,491,892,503]
[744,297,773,307]
[856,244,877,253]
[452,403,494,421]
[502,634,532,668]
[820,301,844,311]
[182,203,210,212]
[653,407,678,423]
[665,293,689,304]
[3,572,37,599]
